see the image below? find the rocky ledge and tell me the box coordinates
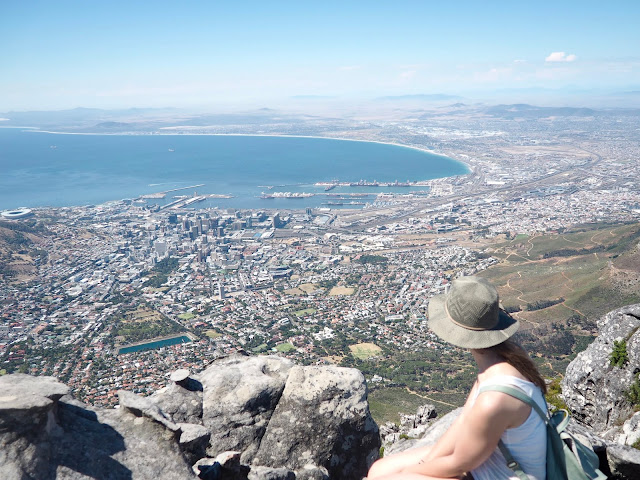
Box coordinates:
[6,304,640,479]
[0,354,379,480]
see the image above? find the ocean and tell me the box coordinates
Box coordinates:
[0,128,469,210]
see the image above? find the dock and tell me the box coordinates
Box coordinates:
[140,184,205,199]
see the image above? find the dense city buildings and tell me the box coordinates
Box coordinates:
[2,106,640,407]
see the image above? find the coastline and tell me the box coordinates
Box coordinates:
[1,128,471,209]
[22,128,471,173]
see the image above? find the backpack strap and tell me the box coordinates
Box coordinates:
[478,384,549,480]
[497,440,530,480]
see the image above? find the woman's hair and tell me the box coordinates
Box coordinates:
[483,339,547,394]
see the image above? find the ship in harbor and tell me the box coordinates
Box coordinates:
[260,192,315,199]
[322,201,365,206]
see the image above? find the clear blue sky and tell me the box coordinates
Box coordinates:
[2,0,639,110]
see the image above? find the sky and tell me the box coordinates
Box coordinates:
[2,0,640,110]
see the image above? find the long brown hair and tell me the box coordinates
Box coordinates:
[482,339,547,394]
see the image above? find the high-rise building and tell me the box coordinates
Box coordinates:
[273,212,283,228]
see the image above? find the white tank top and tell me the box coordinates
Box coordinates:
[470,375,547,480]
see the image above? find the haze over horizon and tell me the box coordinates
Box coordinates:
[2,1,640,111]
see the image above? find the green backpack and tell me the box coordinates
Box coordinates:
[479,385,607,480]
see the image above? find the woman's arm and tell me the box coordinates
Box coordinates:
[419,380,480,463]
[402,391,516,478]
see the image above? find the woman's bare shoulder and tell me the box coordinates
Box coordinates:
[478,361,529,383]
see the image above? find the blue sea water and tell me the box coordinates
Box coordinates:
[0,128,469,210]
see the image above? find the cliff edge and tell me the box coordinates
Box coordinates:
[0,354,379,480]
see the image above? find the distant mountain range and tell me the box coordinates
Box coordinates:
[482,103,640,119]
[484,103,598,118]
[376,94,464,102]
[2,101,640,132]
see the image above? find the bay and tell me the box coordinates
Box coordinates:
[0,128,469,210]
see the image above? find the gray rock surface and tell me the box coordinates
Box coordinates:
[1,356,381,480]
[618,412,640,447]
[247,466,295,480]
[385,408,461,456]
[294,465,329,480]
[400,404,437,439]
[198,354,293,462]
[0,374,69,480]
[0,374,195,480]
[117,389,180,434]
[151,380,204,425]
[252,365,380,480]
[178,423,211,464]
[562,304,640,432]
[606,444,640,480]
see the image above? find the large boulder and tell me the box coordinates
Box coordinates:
[1,357,381,479]
[562,304,640,434]
[151,371,204,425]
[0,374,70,479]
[252,365,380,480]
[606,444,640,480]
[198,354,293,462]
[0,374,195,480]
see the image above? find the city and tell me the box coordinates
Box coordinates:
[2,106,640,414]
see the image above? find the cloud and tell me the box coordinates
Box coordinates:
[399,70,416,80]
[545,52,577,63]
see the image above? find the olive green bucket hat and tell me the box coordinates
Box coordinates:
[428,276,519,349]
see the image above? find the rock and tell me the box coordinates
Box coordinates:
[399,404,437,439]
[198,355,293,462]
[0,374,195,480]
[562,304,640,432]
[151,381,204,425]
[118,389,180,434]
[0,374,70,479]
[618,412,640,447]
[178,423,211,464]
[253,365,380,480]
[193,458,222,480]
[215,450,242,469]
[385,407,461,456]
[172,368,192,384]
[606,444,640,479]
[0,372,70,401]
[247,466,295,480]
[566,419,608,452]
[400,404,436,430]
[379,422,399,437]
[294,464,329,480]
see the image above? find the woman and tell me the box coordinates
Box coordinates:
[368,276,547,480]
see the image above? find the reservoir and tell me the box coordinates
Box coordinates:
[0,129,469,210]
[118,335,192,355]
